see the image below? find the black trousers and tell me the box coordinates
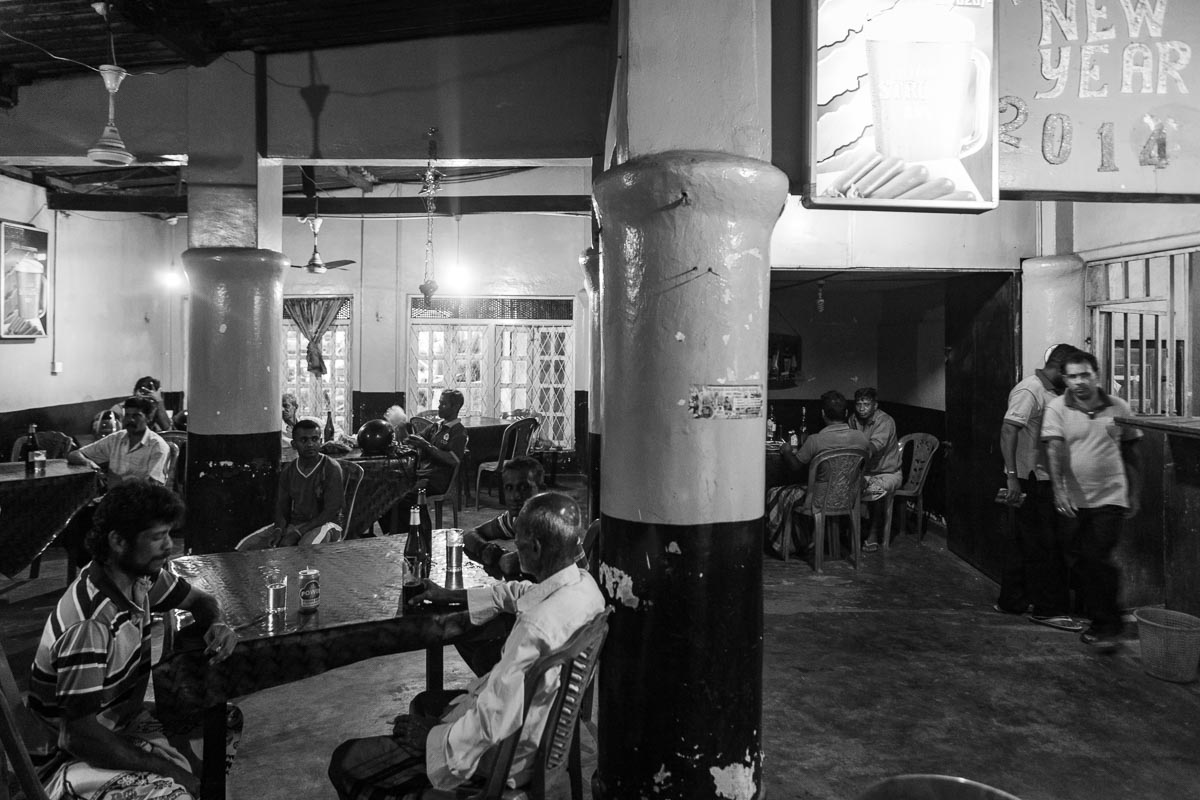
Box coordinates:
[997,476,1075,616]
[1059,505,1125,632]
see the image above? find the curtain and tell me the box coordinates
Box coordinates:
[284,296,346,376]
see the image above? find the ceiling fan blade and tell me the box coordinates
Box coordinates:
[325,259,356,269]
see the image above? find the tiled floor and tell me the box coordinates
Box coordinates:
[4,485,1200,800]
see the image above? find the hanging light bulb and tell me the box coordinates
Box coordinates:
[417,127,442,305]
[817,280,825,313]
[88,64,133,166]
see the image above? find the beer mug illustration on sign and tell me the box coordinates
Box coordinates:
[865,6,990,163]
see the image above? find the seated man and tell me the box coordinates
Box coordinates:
[109,376,173,432]
[328,491,604,798]
[384,389,468,534]
[238,419,345,550]
[25,480,239,800]
[463,455,544,580]
[765,390,868,558]
[282,392,300,442]
[70,396,171,488]
[849,387,903,552]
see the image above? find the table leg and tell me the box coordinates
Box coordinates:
[202,703,226,800]
[426,646,443,691]
[545,452,559,487]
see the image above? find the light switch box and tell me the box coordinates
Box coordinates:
[51,361,63,374]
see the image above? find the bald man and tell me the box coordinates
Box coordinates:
[328,491,604,798]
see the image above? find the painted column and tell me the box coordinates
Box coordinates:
[183,248,287,552]
[1020,255,1085,373]
[593,151,787,800]
[580,247,602,520]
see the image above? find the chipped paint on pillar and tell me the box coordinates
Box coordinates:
[594,151,787,526]
[183,247,288,553]
[710,753,757,800]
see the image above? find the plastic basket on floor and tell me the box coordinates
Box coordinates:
[1134,607,1200,684]
[857,774,1023,800]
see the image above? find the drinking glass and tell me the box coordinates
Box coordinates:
[444,528,464,574]
[264,565,287,615]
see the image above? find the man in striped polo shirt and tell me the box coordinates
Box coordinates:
[26,480,239,800]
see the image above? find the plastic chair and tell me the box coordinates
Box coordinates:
[9,431,76,462]
[161,440,180,493]
[857,774,1023,800]
[159,431,187,494]
[0,639,52,800]
[409,416,436,437]
[422,607,612,800]
[795,447,867,572]
[331,460,366,541]
[475,416,540,510]
[416,409,440,419]
[428,455,462,528]
[880,433,941,548]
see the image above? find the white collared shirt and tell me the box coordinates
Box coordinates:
[77,429,169,486]
[426,565,605,789]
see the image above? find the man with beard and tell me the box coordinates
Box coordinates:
[995,343,1084,633]
[1043,351,1142,650]
[70,395,171,488]
[25,480,239,800]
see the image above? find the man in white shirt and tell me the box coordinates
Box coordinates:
[328,491,605,798]
[70,395,170,487]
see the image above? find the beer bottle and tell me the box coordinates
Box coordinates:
[416,488,433,575]
[20,423,38,476]
[324,411,335,442]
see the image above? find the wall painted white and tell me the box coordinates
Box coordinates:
[0,174,179,411]
[1074,202,1200,255]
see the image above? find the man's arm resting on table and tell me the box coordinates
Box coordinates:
[177,585,237,662]
[999,421,1023,506]
[1121,438,1142,518]
[67,449,100,470]
[62,713,199,795]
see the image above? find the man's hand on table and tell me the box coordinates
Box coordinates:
[410,579,466,608]
[203,622,238,663]
[391,713,436,743]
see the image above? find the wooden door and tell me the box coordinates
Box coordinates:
[944,273,1018,578]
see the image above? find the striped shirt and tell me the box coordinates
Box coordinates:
[26,563,191,778]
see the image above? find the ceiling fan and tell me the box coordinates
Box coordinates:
[294,167,356,274]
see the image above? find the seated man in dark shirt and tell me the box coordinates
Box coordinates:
[385,389,468,535]
[463,456,543,579]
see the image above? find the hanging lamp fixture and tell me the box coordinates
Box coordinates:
[87,4,133,166]
[417,127,443,305]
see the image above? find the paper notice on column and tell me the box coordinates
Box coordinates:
[688,385,764,420]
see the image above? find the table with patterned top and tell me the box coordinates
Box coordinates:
[0,460,98,578]
[153,534,494,800]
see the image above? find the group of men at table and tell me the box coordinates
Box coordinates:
[25,384,591,799]
[765,387,902,558]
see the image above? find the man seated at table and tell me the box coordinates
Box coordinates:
[109,376,173,433]
[70,396,171,488]
[383,389,468,534]
[24,480,239,800]
[849,387,903,552]
[237,419,345,550]
[463,456,544,579]
[765,390,869,558]
[328,490,604,799]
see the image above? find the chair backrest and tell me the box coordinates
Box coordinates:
[857,774,1023,800]
[409,416,436,437]
[508,416,540,460]
[9,431,75,462]
[416,409,440,419]
[804,447,868,515]
[580,519,600,575]
[480,607,613,800]
[337,461,367,540]
[897,433,940,495]
[427,454,462,506]
[162,441,181,491]
[159,431,187,493]
[0,640,52,800]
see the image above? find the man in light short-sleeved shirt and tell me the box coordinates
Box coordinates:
[70,395,170,487]
[1042,351,1142,650]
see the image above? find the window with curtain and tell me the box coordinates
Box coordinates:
[407,297,575,447]
[1085,251,1193,416]
[283,296,353,434]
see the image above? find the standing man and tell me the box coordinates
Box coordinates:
[849,388,902,552]
[1043,351,1142,650]
[25,480,239,800]
[996,343,1082,632]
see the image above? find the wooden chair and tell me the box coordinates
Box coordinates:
[428,455,462,528]
[880,433,941,548]
[9,431,76,462]
[422,607,612,800]
[0,639,52,800]
[474,417,540,510]
[795,447,867,572]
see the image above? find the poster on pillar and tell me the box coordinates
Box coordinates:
[998,0,1200,198]
[0,221,50,339]
[804,0,999,212]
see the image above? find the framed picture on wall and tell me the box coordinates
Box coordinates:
[1,221,50,338]
[803,0,999,212]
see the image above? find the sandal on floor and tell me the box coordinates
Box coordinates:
[1030,615,1085,632]
[862,541,880,553]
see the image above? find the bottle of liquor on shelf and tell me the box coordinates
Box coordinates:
[323,411,335,442]
[766,405,777,441]
[20,423,39,476]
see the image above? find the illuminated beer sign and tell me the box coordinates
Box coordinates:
[804,0,999,212]
[1000,0,1200,197]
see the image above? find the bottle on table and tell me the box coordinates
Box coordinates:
[788,429,799,448]
[417,488,433,574]
[20,423,39,476]
[324,411,335,442]
[403,489,433,580]
[766,405,777,441]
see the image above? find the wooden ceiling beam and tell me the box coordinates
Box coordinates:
[113,0,224,67]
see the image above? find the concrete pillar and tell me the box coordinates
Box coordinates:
[580,247,601,520]
[1020,255,1086,374]
[182,52,289,551]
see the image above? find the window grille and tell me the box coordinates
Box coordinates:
[1085,251,1192,416]
[283,302,353,435]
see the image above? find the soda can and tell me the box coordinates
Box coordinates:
[298,568,320,613]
